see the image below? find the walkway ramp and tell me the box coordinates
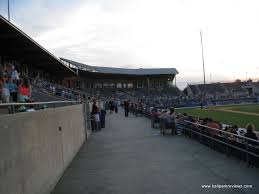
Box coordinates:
[52,110,259,194]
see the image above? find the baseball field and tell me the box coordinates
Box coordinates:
[176,104,259,131]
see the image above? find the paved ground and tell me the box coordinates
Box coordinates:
[52,109,259,194]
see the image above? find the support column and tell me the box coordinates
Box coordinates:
[26,64,29,77]
[0,56,3,70]
[81,79,85,89]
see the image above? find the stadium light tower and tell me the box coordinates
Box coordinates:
[200,30,206,106]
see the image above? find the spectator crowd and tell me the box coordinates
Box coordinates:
[0,63,32,104]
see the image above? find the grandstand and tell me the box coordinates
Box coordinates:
[60,58,182,99]
[184,81,258,100]
[223,82,249,96]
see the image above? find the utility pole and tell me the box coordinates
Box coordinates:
[200,30,206,107]
[8,0,10,21]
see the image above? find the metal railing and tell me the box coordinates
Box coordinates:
[0,101,79,114]
[181,120,259,166]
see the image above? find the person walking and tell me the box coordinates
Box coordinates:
[114,99,118,113]
[124,100,129,117]
[109,100,114,114]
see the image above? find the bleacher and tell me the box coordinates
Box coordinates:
[198,83,225,94]
[32,79,80,101]
[189,85,200,96]
[162,87,185,98]
[27,78,94,110]
[186,82,250,99]
[98,86,184,100]
[32,90,68,102]
[222,82,248,94]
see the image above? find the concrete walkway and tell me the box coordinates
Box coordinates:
[52,110,259,194]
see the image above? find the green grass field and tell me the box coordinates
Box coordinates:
[177,104,259,131]
[222,104,259,114]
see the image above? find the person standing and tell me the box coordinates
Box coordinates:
[105,101,109,110]
[18,78,31,102]
[0,73,10,103]
[244,123,258,141]
[92,100,100,131]
[6,76,18,102]
[206,118,220,137]
[124,100,129,117]
[162,107,176,135]
[10,65,19,80]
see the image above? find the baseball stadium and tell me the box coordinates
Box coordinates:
[1,1,259,194]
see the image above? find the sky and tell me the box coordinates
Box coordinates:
[1,0,259,89]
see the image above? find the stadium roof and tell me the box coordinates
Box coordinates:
[0,15,77,77]
[61,58,179,76]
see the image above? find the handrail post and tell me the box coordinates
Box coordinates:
[226,134,229,156]
[199,128,202,143]
[211,136,214,149]
[11,105,15,114]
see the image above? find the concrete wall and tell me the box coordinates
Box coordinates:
[0,104,86,194]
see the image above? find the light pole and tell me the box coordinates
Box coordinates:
[200,30,206,107]
[8,0,10,21]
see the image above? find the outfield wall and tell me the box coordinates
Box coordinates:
[0,104,86,194]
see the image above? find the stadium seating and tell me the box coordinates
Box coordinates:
[198,83,225,94]
[186,81,252,100]
[162,87,185,97]
[222,82,248,94]
[32,79,81,101]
